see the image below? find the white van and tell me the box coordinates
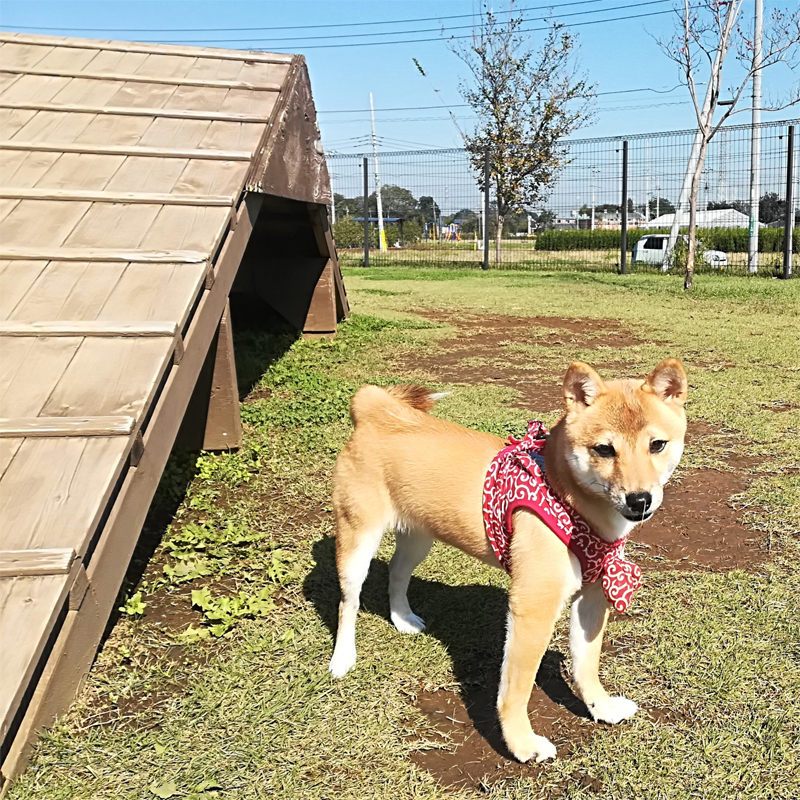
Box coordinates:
[632,234,728,268]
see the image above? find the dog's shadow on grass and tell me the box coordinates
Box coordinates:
[303,536,590,759]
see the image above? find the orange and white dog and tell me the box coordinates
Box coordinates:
[328,359,688,762]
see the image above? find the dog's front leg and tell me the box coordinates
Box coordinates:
[569,579,638,724]
[496,583,563,763]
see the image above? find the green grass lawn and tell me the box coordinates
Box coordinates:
[9,268,799,800]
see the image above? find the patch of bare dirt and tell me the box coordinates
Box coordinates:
[410,652,596,793]
[635,468,762,571]
[400,311,648,414]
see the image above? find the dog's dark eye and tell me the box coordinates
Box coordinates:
[650,439,668,454]
[592,444,616,458]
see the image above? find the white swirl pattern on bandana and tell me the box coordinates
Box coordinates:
[482,421,643,613]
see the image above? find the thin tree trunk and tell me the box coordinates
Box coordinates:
[495,214,504,264]
[685,138,710,290]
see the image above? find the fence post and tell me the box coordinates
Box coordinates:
[783,124,795,280]
[620,140,628,274]
[362,156,369,268]
[483,148,490,271]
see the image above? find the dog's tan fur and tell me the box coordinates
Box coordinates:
[329,360,688,762]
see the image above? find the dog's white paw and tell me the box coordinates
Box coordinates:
[589,696,638,724]
[328,646,356,678]
[508,733,557,763]
[391,611,426,634]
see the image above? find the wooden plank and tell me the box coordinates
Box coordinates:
[0,260,49,318]
[0,194,264,781]
[0,188,235,206]
[60,203,164,250]
[6,262,127,321]
[41,336,175,419]
[0,199,92,247]
[0,41,54,70]
[140,205,232,256]
[0,439,23,480]
[0,416,135,437]
[0,248,207,263]
[0,149,61,188]
[0,337,82,418]
[0,141,252,160]
[0,101,272,123]
[0,436,132,554]
[2,67,283,92]
[0,549,75,578]
[0,572,73,744]
[171,159,250,202]
[96,263,207,329]
[0,33,293,65]
[0,321,178,337]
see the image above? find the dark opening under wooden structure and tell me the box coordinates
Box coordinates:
[0,31,348,784]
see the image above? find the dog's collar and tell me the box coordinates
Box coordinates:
[482,421,642,613]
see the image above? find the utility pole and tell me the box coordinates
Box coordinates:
[645,141,650,222]
[783,125,795,280]
[620,141,628,274]
[362,157,369,268]
[369,93,386,252]
[748,0,764,273]
[483,148,490,270]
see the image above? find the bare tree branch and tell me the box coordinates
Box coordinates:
[658,0,800,288]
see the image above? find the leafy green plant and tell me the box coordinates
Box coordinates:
[119,591,146,616]
[182,586,276,640]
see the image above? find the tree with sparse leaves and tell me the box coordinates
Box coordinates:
[658,0,800,289]
[450,1,593,263]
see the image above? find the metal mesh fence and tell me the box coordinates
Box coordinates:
[327,119,798,276]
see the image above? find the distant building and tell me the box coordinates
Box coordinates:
[642,208,762,229]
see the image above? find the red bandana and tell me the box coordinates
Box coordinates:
[482,421,642,613]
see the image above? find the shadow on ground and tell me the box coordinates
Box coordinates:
[304,536,595,789]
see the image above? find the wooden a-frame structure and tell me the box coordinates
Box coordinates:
[0,31,348,784]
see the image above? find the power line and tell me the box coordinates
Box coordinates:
[186,6,686,48]
[318,101,689,125]
[130,1,678,44]
[317,85,684,114]
[0,0,617,34]
[2,2,681,48]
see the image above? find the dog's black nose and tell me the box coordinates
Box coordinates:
[625,492,652,516]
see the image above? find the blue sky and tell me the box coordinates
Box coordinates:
[2,0,798,153]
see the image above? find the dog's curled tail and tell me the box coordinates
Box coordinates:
[350,384,450,424]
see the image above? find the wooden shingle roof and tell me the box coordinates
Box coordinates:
[0,31,339,782]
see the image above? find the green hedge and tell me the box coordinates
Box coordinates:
[535,226,799,253]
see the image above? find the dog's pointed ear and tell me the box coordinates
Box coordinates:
[643,359,688,406]
[563,362,606,410]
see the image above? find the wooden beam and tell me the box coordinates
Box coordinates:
[307,203,349,321]
[0,101,271,124]
[179,301,242,451]
[0,417,135,438]
[2,66,283,92]
[0,189,235,206]
[0,248,207,263]
[0,141,252,161]
[0,549,76,578]
[0,321,179,337]
[0,32,294,64]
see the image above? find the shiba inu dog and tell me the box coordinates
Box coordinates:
[328,359,688,762]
